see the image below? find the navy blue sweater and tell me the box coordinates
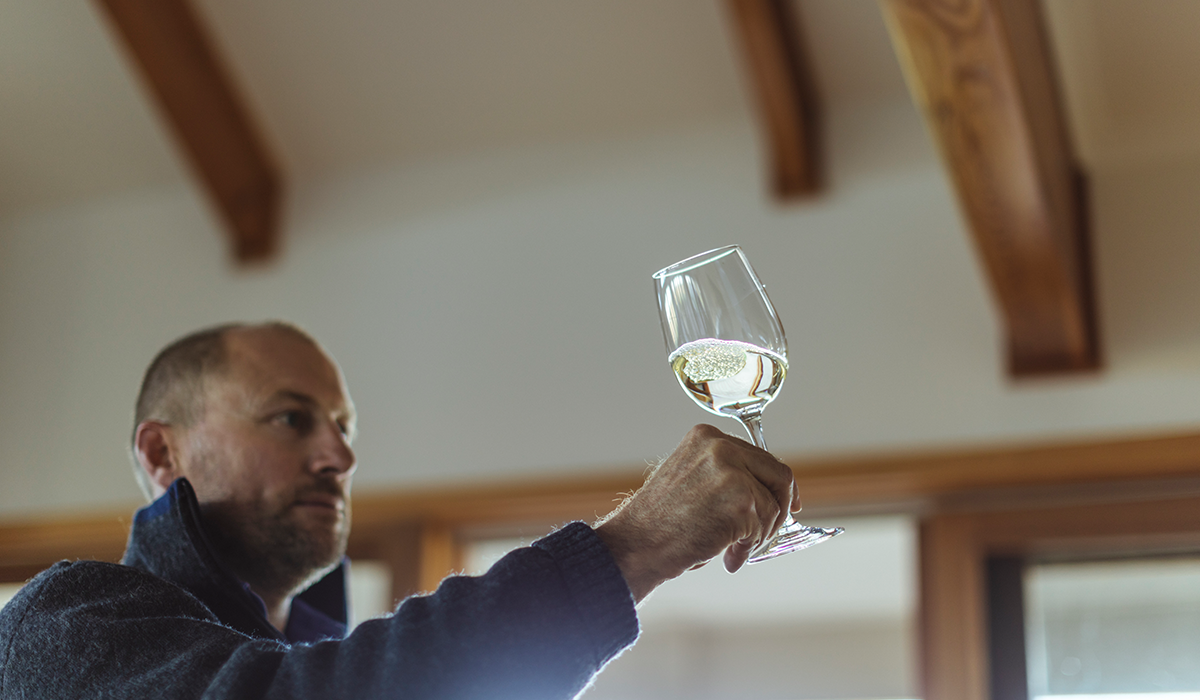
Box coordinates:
[0,479,639,698]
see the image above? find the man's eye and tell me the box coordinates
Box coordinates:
[277,410,313,433]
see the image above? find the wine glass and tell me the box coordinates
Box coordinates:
[653,245,843,563]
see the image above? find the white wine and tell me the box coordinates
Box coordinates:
[669,338,786,419]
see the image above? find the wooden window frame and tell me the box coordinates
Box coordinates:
[921,488,1200,700]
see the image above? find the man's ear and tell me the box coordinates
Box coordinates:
[134,421,182,497]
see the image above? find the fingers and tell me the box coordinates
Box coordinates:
[752,478,783,550]
[600,424,801,589]
[725,481,783,573]
[739,452,794,539]
[686,424,797,564]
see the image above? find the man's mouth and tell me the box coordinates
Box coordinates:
[294,493,345,513]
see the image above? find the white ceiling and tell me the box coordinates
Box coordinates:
[194,0,749,176]
[1046,0,1200,169]
[5,1,1196,221]
[0,0,912,220]
[6,0,1199,223]
[0,1,181,215]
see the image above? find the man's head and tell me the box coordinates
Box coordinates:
[131,322,358,598]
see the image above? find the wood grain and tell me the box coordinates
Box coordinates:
[919,494,1200,700]
[792,429,1200,508]
[94,0,282,262]
[5,427,1200,589]
[880,0,1097,375]
[726,0,822,197]
[347,520,422,608]
[0,511,130,570]
[416,523,460,595]
[920,514,988,700]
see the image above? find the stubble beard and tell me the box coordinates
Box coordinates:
[202,492,351,602]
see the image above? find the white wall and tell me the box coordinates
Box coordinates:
[4,97,1200,517]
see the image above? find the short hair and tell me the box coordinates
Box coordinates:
[129,321,318,500]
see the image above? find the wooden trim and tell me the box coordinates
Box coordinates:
[969,493,1200,553]
[349,474,636,530]
[94,0,282,263]
[880,0,1098,376]
[919,493,1200,700]
[793,429,1200,508]
[0,511,131,570]
[725,0,822,197]
[347,520,422,608]
[0,563,68,586]
[416,523,460,594]
[4,428,1200,583]
[349,428,1200,525]
[920,514,987,700]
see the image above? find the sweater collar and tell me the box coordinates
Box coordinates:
[121,478,348,643]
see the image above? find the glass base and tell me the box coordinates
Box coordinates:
[747,520,844,564]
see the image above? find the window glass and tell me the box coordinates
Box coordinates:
[464,515,919,700]
[348,560,393,628]
[0,583,22,609]
[1026,557,1200,699]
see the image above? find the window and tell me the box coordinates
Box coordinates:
[0,583,22,609]
[1026,557,1200,699]
[923,491,1200,700]
[464,516,920,700]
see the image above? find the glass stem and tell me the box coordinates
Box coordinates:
[739,414,767,450]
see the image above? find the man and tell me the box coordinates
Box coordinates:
[0,322,798,698]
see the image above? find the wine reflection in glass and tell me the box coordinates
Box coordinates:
[653,245,843,563]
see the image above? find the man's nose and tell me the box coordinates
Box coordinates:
[311,419,356,477]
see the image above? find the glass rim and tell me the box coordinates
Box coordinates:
[652,245,742,280]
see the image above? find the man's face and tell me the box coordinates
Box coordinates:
[174,327,358,593]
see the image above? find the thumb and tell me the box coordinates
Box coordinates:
[724,537,754,573]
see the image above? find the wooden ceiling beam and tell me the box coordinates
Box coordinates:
[880,0,1099,376]
[95,0,281,263]
[726,0,823,197]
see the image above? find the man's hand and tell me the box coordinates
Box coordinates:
[594,424,800,602]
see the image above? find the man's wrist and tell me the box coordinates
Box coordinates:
[594,517,675,604]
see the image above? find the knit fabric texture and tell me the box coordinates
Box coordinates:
[0,479,639,699]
